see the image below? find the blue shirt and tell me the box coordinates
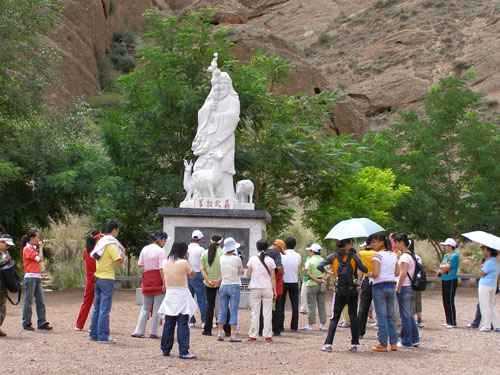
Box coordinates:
[440,251,460,281]
[479,258,499,288]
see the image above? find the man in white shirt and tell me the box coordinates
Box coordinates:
[187,230,207,326]
[278,237,302,331]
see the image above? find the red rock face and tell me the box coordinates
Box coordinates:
[47,0,500,134]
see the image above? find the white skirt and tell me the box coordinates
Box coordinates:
[158,287,198,317]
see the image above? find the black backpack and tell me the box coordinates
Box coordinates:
[407,252,427,292]
[0,260,23,305]
[335,254,358,297]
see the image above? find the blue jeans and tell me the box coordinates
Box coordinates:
[22,278,48,328]
[188,272,207,323]
[90,278,114,341]
[161,314,190,356]
[218,284,240,326]
[372,282,398,345]
[397,286,419,346]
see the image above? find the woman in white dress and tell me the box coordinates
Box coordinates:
[158,242,198,359]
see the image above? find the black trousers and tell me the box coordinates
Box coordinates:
[273,293,285,335]
[276,282,300,331]
[204,286,231,336]
[324,292,360,346]
[442,279,458,326]
[357,278,372,337]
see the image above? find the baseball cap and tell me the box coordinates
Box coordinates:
[306,243,322,254]
[192,230,204,240]
[0,234,14,246]
[223,237,240,253]
[440,238,457,248]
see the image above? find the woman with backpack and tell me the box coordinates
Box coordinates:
[74,230,103,331]
[393,233,420,348]
[319,239,367,353]
[368,232,399,352]
[246,239,277,342]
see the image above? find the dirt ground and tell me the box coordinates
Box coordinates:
[0,288,498,375]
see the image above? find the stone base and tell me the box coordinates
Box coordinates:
[180,198,254,210]
[158,207,271,265]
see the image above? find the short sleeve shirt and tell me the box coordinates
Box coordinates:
[220,255,243,286]
[138,243,167,272]
[441,251,460,281]
[479,258,499,288]
[95,244,122,280]
[304,255,325,287]
[398,253,416,287]
[247,255,276,289]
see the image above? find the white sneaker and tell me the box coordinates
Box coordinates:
[189,323,195,328]
[446,325,456,329]
[302,326,312,331]
[319,324,327,331]
[479,327,491,332]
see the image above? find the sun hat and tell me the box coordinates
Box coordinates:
[306,243,322,254]
[223,237,240,253]
[439,238,457,248]
[273,239,286,252]
[192,230,204,240]
[0,234,14,246]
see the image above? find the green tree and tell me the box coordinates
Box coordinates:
[96,10,348,253]
[363,76,500,259]
[304,166,411,238]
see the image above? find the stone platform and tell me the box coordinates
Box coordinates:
[158,207,271,265]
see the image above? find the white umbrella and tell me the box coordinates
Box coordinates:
[462,231,500,251]
[325,218,385,241]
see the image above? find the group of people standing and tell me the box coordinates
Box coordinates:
[1,222,498,360]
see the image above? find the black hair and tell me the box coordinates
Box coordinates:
[169,242,188,261]
[151,231,168,242]
[85,230,101,254]
[369,231,391,251]
[256,239,269,252]
[392,233,411,248]
[336,238,353,249]
[21,229,39,248]
[208,234,223,266]
[103,219,120,234]
[485,247,498,258]
[285,237,296,250]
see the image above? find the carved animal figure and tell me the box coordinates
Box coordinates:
[192,156,223,198]
[236,180,254,204]
[182,160,194,202]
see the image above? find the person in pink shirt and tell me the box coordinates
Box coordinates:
[131,232,168,338]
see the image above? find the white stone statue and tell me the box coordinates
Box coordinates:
[236,180,255,204]
[181,53,254,210]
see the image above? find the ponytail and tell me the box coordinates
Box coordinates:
[392,232,411,248]
[208,235,223,266]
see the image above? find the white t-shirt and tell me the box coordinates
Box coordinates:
[372,251,398,285]
[282,249,301,283]
[398,253,416,287]
[247,255,276,289]
[187,242,205,272]
[220,254,243,285]
[138,243,167,272]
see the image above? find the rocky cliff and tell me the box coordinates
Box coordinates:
[48,0,500,133]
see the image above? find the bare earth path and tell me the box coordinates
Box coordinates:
[1,288,498,374]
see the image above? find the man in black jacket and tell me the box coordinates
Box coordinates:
[318,239,367,353]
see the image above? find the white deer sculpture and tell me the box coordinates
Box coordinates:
[182,160,194,203]
[236,180,254,204]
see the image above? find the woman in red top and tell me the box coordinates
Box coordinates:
[74,231,102,331]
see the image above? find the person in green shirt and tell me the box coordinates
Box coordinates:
[200,235,224,336]
[303,243,327,331]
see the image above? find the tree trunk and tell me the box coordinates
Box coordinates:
[429,239,444,263]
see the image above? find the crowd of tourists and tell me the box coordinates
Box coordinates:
[0,222,498,360]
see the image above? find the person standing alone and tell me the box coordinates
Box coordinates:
[132,231,168,339]
[439,238,460,328]
[279,237,302,332]
[21,229,52,331]
[187,230,207,328]
[89,220,124,343]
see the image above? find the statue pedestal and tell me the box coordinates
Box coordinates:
[158,207,270,264]
[180,198,254,210]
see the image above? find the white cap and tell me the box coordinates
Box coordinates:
[223,237,240,254]
[306,243,322,254]
[440,238,457,248]
[0,235,14,246]
[192,230,204,240]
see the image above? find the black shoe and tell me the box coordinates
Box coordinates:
[163,352,170,357]
[24,325,35,331]
[38,322,53,331]
[202,331,212,336]
[179,353,196,360]
[0,329,7,337]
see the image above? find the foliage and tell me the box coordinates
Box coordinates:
[110,32,137,73]
[0,0,62,117]
[362,76,500,259]
[304,166,411,238]
[95,10,347,253]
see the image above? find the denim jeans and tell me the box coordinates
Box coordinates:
[218,284,240,326]
[161,314,190,356]
[372,282,398,345]
[188,272,207,323]
[90,278,114,341]
[22,277,48,328]
[397,286,419,346]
